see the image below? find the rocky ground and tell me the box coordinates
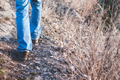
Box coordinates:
[0,37,77,80]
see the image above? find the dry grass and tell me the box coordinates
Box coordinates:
[41,0,120,79]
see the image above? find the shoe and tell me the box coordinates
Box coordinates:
[15,51,29,61]
[32,37,39,45]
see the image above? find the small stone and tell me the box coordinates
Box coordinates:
[43,68,47,72]
[34,75,42,80]
[36,66,40,70]
[21,64,26,67]
[35,60,41,64]
[70,65,75,71]
[43,72,48,75]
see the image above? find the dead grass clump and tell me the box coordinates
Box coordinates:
[100,0,120,32]
[41,0,120,79]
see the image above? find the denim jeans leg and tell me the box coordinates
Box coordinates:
[16,0,32,52]
[30,0,42,40]
[99,0,102,3]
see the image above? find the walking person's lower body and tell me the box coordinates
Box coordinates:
[15,0,42,61]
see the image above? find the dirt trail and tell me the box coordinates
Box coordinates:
[0,37,75,80]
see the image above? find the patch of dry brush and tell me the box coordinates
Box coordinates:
[41,0,120,80]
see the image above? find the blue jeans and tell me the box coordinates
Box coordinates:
[99,0,102,3]
[16,0,42,52]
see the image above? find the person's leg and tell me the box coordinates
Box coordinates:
[16,0,32,52]
[99,0,102,3]
[30,0,42,40]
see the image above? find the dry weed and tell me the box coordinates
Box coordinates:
[41,0,120,79]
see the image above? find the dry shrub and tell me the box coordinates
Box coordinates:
[63,21,120,80]
[41,0,120,79]
[100,0,120,32]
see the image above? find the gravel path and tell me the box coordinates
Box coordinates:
[0,37,77,80]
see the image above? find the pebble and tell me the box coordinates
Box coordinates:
[34,75,42,80]
[36,66,40,70]
[35,60,41,64]
[43,72,48,75]
[43,68,47,72]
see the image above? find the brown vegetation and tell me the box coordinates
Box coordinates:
[41,0,120,79]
